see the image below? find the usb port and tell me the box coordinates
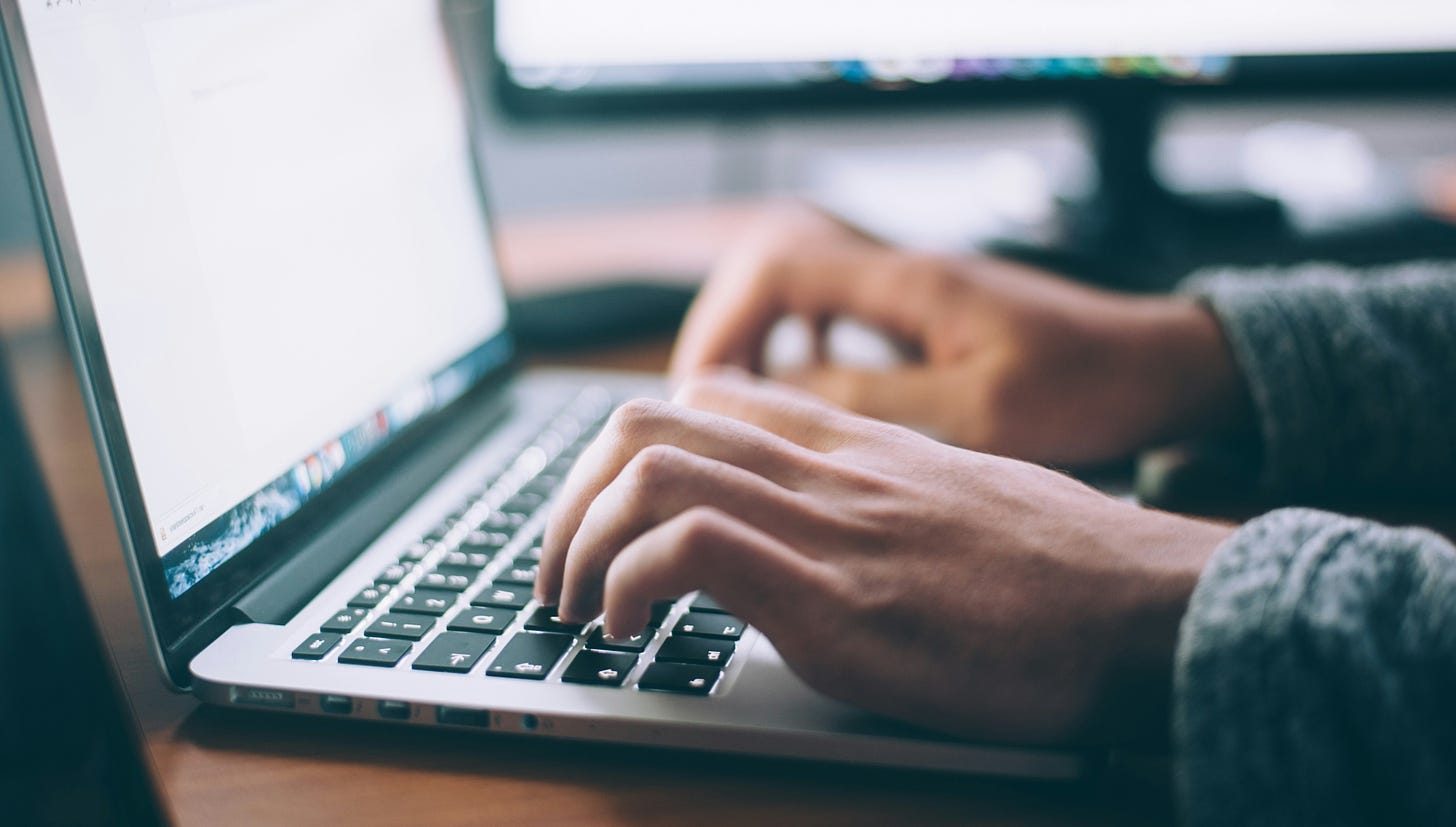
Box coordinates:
[436,706,491,728]
[319,695,352,715]
[377,700,411,720]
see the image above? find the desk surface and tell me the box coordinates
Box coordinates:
[0,209,1175,826]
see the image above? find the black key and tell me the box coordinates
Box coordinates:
[446,607,516,635]
[400,541,433,562]
[393,588,456,616]
[646,600,674,628]
[418,570,474,592]
[472,582,533,610]
[435,564,482,579]
[689,593,729,614]
[338,638,411,667]
[656,635,734,666]
[347,585,390,608]
[292,633,341,660]
[502,491,547,514]
[674,612,745,640]
[637,662,720,695]
[523,605,585,634]
[375,563,413,585]
[445,503,475,523]
[586,627,652,653]
[523,473,564,497]
[497,563,539,586]
[561,650,637,687]
[412,631,496,674]
[440,550,490,569]
[460,530,510,553]
[486,632,574,680]
[365,613,433,641]
[320,607,368,634]
[481,510,529,531]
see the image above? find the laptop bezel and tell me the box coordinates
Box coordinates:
[0,0,524,686]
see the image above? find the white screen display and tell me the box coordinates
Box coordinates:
[16,0,508,592]
[498,0,1456,66]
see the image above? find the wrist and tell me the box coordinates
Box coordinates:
[1092,510,1234,747]
[1123,297,1253,449]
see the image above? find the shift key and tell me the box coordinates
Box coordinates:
[486,632,573,680]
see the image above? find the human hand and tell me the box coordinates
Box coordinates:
[670,205,1249,466]
[538,371,1234,745]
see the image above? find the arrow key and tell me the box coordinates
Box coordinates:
[412,631,496,674]
[586,627,653,653]
[562,650,637,687]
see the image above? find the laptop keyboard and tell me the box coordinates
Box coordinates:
[289,387,746,697]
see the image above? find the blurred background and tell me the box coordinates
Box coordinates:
[4,1,1456,279]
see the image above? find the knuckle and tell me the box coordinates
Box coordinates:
[673,373,724,409]
[621,444,690,502]
[732,252,790,300]
[607,397,673,442]
[676,505,726,545]
[665,506,729,567]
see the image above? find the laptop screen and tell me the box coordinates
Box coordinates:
[14,0,510,598]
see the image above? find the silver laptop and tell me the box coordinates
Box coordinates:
[1,0,1085,778]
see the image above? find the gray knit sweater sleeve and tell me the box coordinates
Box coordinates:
[1175,509,1456,825]
[1170,262,1456,824]
[1184,261,1456,497]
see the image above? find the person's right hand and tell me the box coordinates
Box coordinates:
[537,371,1235,746]
[670,205,1249,466]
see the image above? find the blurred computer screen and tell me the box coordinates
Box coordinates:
[493,0,1456,115]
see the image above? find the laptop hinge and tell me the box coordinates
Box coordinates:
[231,387,516,626]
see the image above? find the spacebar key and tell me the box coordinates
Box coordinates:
[485,632,574,680]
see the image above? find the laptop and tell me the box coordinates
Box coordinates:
[0,345,170,826]
[1,0,1085,778]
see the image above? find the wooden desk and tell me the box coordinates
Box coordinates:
[0,210,1174,826]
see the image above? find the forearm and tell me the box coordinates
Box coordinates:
[1174,508,1456,826]
[1182,261,1456,498]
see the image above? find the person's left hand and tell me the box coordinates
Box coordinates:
[537,370,1234,746]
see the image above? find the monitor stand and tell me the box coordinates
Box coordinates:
[989,90,1456,290]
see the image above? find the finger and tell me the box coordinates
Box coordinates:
[805,312,832,365]
[537,397,819,604]
[557,446,824,622]
[778,365,947,434]
[672,368,866,451]
[668,238,937,380]
[600,505,839,642]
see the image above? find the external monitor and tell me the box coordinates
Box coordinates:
[491,1,1456,275]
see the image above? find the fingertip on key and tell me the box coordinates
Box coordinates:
[604,609,648,641]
